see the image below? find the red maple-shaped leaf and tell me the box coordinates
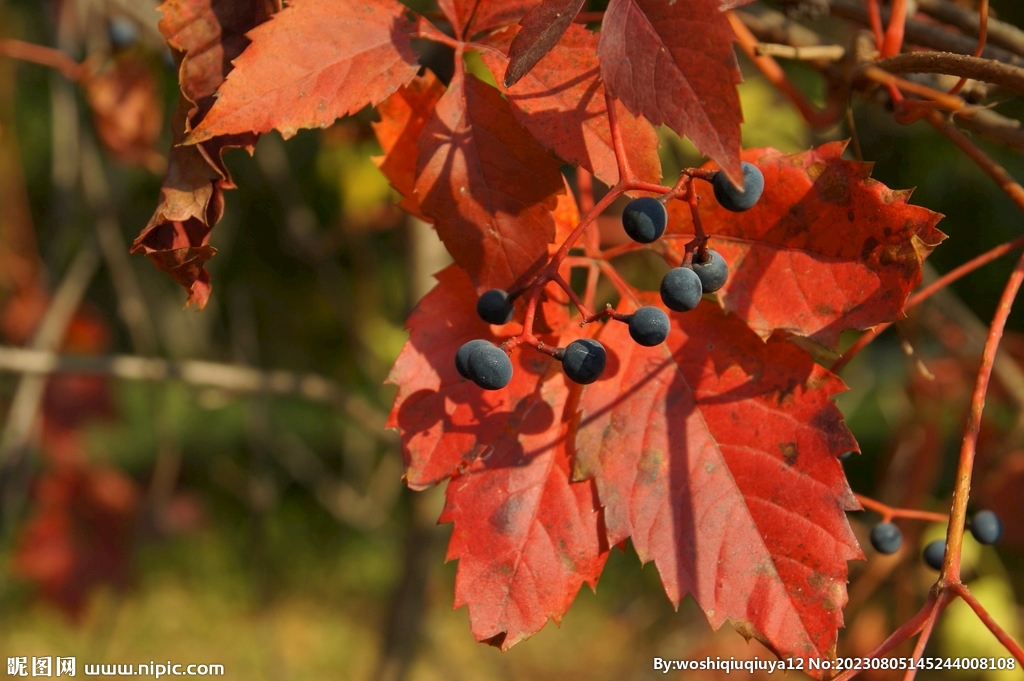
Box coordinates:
[186,0,419,143]
[442,373,607,650]
[388,265,562,488]
[134,0,278,308]
[598,0,743,183]
[437,0,541,41]
[667,144,946,349]
[502,0,587,87]
[480,24,661,187]
[387,265,607,648]
[573,297,861,664]
[372,70,447,221]
[415,72,565,291]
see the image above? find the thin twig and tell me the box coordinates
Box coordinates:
[902,591,950,681]
[854,493,948,523]
[0,39,85,81]
[754,43,846,61]
[832,595,937,681]
[953,583,1024,664]
[0,345,390,437]
[829,0,1024,69]
[873,52,1024,97]
[728,11,843,129]
[80,136,158,354]
[858,65,975,113]
[0,242,100,549]
[958,108,1024,155]
[916,0,1024,58]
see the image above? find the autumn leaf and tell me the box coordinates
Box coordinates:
[415,72,565,292]
[598,0,744,183]
[12,464,139,617]
[186,0,420,143]
[130,101,226,309]
[480,24,661,187]
[502,0,587,87]
[572,297,861,664]
[437,0,542,41]
[134,0,279,308]
[666,144,946,349]
[387,265,563,488]
[387,265,607,648]
[84,53,165,172]
[372,71,447,221]
[442,372,607,650]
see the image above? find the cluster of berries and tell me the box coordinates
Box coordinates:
[454,163,765,391]
[624,163,762,319]
[869,510,1004,570]
[455,290,608,389]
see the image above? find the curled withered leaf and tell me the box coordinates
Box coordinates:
[134,0,279,308]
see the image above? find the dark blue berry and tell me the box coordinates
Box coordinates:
[923,540,945,570]
[712,162,764,212]
[466,343,513,390]
[692,249,729,293]
[622,197,668,244]
[456,339,491,380]
[970,510,1003,545]
[562,338,606,384]
[869,522,902,555]
[477,289,514,325]
[660,267,703,312]
[627,307,670,347]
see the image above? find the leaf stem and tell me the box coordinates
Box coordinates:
[901,590,949,681]
[952,583,1024,664]
[832,594,937,681]
[882,0,910,57]
[605,89,632,184]
[683,180,707,264]
[854,493,949,524]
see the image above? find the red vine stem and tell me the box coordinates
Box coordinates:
[832,232,1024,372]
[833,594,937,681]
[953,583,1024,663]
[948,0,989,95]
[882,0,910,57]
[0,38,85,81]
[939,248,1024,583]
[867,0,886,53]
[902,591,950,681]
[854,493,948,524]
[606,89,632,183]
